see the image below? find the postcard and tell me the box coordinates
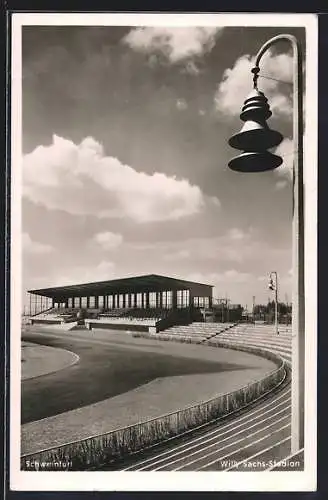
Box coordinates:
[9,11,317,492]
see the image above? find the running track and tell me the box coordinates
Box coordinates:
[114,332,303,471]
[23,326,303,471]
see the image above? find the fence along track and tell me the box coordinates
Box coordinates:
[21,344,286,471]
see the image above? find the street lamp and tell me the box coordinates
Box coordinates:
[227,35,304,455]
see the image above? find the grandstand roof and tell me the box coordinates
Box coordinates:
[28,274,213,299]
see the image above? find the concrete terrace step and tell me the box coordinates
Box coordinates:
[221,339,292,349]
[209,339,292,357]
[218,333,292,346]
[207,338,291,361]
[223,331,292,341]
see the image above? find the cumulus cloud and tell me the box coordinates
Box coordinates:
[227,228,246,241]
[23,135,208,223]
[131,226,281,267]
[164,249,191,261]
[176,98,188,111]
[274,138,293,179]
[187,270,252,285]
[275,180,289,190]
[93,231,123,250]
[215,50,293,119]
[122,27,222,66]
[46,261,116,287]
[22,232,53,254]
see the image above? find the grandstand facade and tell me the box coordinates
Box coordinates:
[27,274,213,332]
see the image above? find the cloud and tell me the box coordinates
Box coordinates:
[274,137,293,180]
[227,228,246,240]
[176,98,188,111]
[23,135,209,223]
[187,270,252,285]
[93,231,123,250]
[22,232,53,254]
[273,137,293,189]
[186,270,254,303]
[130,226,284,267]
[45,261,116,287]
[183,60,201,75]
[164,249,191,261]
[275,180,289,190]
[215,50,293,119]
[122,27,222,65]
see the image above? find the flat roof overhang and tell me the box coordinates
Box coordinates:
[28,274,213,300]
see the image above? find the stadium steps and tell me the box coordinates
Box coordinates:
[206,324,292,363]
[162,322,236,341]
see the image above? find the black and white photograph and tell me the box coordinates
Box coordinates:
[10,12,317,491]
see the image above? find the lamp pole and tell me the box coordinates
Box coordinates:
[270,271,279,335]
[228,34,304,454]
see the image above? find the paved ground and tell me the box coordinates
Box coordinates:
[21,328,276,455]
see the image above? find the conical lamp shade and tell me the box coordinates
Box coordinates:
[228,151,283,173]
[229,120,283,152]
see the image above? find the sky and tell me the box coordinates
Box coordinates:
[21,24,305,309]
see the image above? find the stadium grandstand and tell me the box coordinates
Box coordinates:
[27,274,215,333]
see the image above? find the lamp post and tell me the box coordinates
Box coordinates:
[269,271,279,335]
[227,34,304,454]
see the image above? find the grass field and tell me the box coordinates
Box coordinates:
[21,329,277,455]
[21,341,79,380]
[22,332,256,424]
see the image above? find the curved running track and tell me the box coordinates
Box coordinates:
[23,326,303,471]
[113,328,302,472]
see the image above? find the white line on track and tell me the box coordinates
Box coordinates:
[195,425,291,471]
[157,412,291,471]
[266,447,304,471]
[131,400,291,471]
[122,386,291,471]
[222,436,291,471]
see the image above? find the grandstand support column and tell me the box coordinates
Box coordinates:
[208,295,212,309]
[146,292,150,309]
[128,293,131,308]
[79,297,82,309]
[172,290,177,309]
[123,294,126,309]
[95,296,99,309]
[158,291,163,309]
[52,298,55,309]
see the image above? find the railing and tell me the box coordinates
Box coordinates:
[21,345,286,471]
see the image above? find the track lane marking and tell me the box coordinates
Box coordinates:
[266,447,304,471]
[195,425,291,471]
[156,411,291,471]
[222,436,291,471]
[123,388,291,471]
